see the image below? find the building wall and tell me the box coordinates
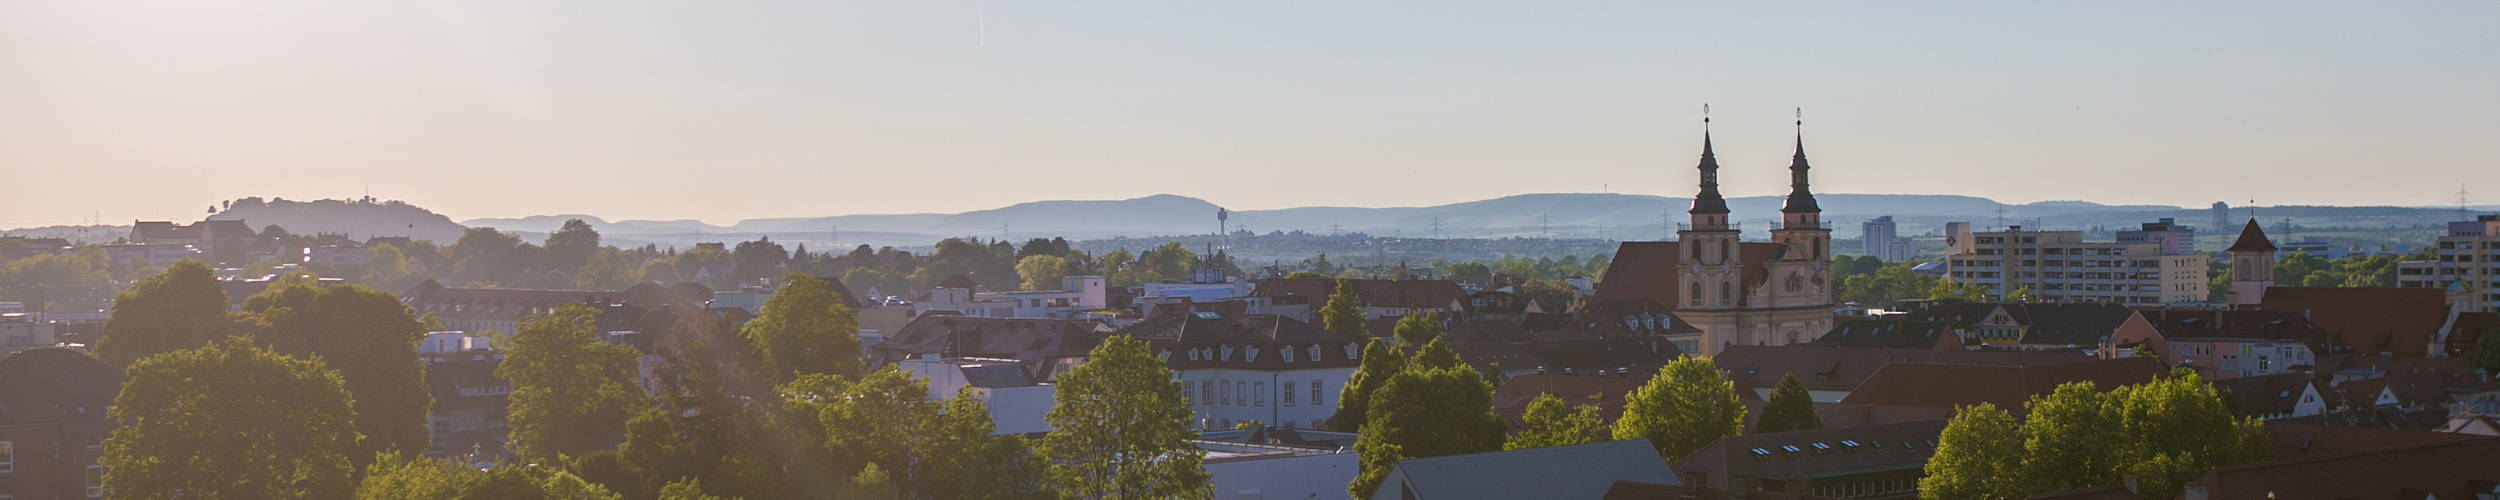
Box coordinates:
[1178,366,1356,431]
[0,423,107,499]
[2399,226,2499,314]
[1205,451,1358,500]
[1945,229,2209,305]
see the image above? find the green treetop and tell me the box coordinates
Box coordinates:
[500,303,646,462]
[1038,336,1211,499]
[1321,278,1370,341]
[1920,403,2024,500]
[104,337,359,500]
[1326,337,1407,431]
[1612,356,1745,461]
[740,274,866,384]
[1505,394,1608,451]
[1753,373,1822,434]
[96,259,233,367]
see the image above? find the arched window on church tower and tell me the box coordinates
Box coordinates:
[1719,240,1730,263]
[1689,282,1702,306]
[1721,282,1733,305]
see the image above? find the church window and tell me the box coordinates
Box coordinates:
[1721,282,1733,305]
[1690,283,1702,305]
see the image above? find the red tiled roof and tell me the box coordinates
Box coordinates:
[1713,344,2094,393]
[2258,287,2448,356]
[2261,424,2485,460]
[2187,436,2500,499]
[2211,374,2318,418]
[1838,357,2169,411]
[1117,313,1361,371]
[1590,242,1787,309]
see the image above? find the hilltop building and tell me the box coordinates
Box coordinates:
[1592,116,1835,356]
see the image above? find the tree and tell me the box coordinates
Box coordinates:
[2108,370,2273,498]
[2008,286,2037,303]
[1920,403,2024,500]
[357,456,624,500]
[658,478,732,500]
[1753,373,1821,434]
[727,237,791,285]
[1411,337,1463,371]
[739,274,865,385]
[1017,254,1072,291]
[96,260,232,366]
[924,387,1056,500]
[1352,366,1507,498]
[1926,278,1992,302]
[1505,394,1608,450]
[2467,330,2500,375]
[1613,356,1745,461]
[545,219,603,273]
[1326,338,1406,431]
[104,337,359,499]
[501,303,646,462]
[782,368,938,486]
[2017,382,2119,492]
[1392,311,1442,346]
[235,279,435,465]
[1039,336,1211,499]
[1321,278,1370,341]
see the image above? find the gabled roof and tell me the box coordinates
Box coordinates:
[2011,304,2137,346]
[1712,344,2093,393]
[2212,373,2318,418]
[2140,308,2325,343]
[2187,435,2500,499]
[2261,424,2485,460]
[1673,419,1946,482]
[1492,374,1649,425]
[1115,313,1361,371]
[2226,218,2277,252]
[1590,242,1787,309]
[2259,287,2448,356]
[1812,318,1962,350]
[1371,440,1678,500]
[0,348,123,430]
[1248,278,1465,310]
[1838,357,2169,411]
[1573,299,1704,336]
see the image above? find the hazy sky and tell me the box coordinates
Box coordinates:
[4,1,2495,227]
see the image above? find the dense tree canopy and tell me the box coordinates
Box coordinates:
[1351,365,1506,498]
[1039,335,1210,499]
[1321,278,1369,341]
[1504,394,1608,451]
[1920,403,2024,500]
[105,337,361,500]
[739,274,866,384]
[1924,371,2273,499]
[1327,338,1406,431]
[96,259,232,367]
[500,304,646,462]
[1613,356,1745,461]
[235,277,435,465]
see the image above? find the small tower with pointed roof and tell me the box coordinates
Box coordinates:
[1680,109,1742,309]
[2227,218,2277,307]
[1770,109,1829,263]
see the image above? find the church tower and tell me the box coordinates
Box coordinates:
[1679,113,1742,309]
[2227,218,2277,307]
[1769,111,1830,263]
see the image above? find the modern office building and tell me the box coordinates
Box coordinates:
[1861,216,1915,262]
[1943,224,2210,305]
[2396,214,2500,313]
[2116,218,2196,256]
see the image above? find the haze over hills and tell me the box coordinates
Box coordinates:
[9,194,2480,252]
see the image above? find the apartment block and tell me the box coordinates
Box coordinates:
[2395,214,2500,313]
[1944,225,2209,305]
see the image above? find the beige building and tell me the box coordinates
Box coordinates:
[1592,120,1834,356]
[2396,215,2500,313]
[1943,224,2209,305]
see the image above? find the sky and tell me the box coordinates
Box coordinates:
[3,1,2496,227]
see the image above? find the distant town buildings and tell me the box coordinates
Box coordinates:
[2210,201,2231,235]
[1943,222,2209,305]
[1860,216,1915,262]
[2115,217,2196,255]
[2396,214,2499,314]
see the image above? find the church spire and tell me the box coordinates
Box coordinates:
[1781,108,1821,214]
[1691,105,1730,215]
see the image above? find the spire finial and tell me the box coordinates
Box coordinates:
[1703,103,1711,126]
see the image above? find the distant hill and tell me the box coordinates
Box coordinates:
[208,197,466,242]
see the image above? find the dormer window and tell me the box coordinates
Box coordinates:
[1308,345,1322,362]
[1282,348,1295,363]
[1246,346,1261,363]
[1344,344,1358,359]
[1220,345,1234,362]
[1159,350,1171,362]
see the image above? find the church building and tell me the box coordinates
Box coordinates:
[1591,115,1835,356]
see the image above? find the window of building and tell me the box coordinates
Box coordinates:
[0,441,13,474]
[1312,379,1324,405]
[1283,382,1296,406]
[1308,345,1321,362]
[1255,382,1265,407]
[1183,381,1194,405]
[1281,347,1294,363]
[87,465,104,498]
[1202,381,1215,405]
[1219,381,1230,405]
